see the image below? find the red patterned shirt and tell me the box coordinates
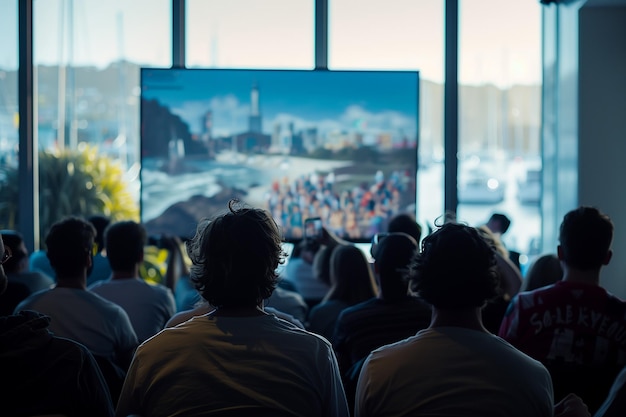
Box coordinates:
[499,281,626,367]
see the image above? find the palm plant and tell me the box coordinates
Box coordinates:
[0,144,139,245]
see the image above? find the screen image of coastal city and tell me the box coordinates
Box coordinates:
[140,68,419,241]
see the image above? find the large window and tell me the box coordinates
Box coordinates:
[186,0,314,69]
[457,0,542,265]
[30,0,171,241]
[6,0,546,263]
[0,0,19,230]
[329,0,445,231]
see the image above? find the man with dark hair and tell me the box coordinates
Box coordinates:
[14,217,138,371]
[333,232,430,372]
[89,220,176,343]
[333,232,431,413]
[355,223,555,417]
[28,214,113,284]
[0,231,115,416]
[116,202,349,417]
[499,206,625,414]
[0,229,53,315]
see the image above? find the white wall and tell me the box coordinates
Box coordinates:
[578,5,626,297]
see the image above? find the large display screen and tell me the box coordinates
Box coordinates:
[140,68,419,242]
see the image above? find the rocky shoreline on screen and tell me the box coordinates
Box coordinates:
[144,184,248,239]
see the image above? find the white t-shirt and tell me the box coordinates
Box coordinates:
[89,277,176,342]
[356,327,554,417]
[116,314,349,417]
[14,287,138,367]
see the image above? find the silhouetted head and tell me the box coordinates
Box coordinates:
[486,213,511,235]
[0,230,28,274]
[558,206,613,271]
[375,233,417,302]
[313,245,334,286]
[408,223,499,309]
[187,200,285,308]
[324,245,377,305]
[388,213,422,244]
[105,221,146,271]
[45,217,96,278]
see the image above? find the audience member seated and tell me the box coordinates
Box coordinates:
[307,245,378,340]
[333,232,431,412]
[29,247,56,278]
[0,229,54,315]
[14,216,139,372]
[521,253,563,291]
[265,285,309,323]
[594,366,626,417]
[477,224,523,334]
[116,201,349,417]
[280,239,330,307]
[0,231,115,417]
[86,214,113,286]
[88,220,176,343]
[387,212,422,245]
[29,214,114,284]
[355,222,586,417]
[499,206,625,414]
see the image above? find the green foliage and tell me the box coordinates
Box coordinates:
[0,144,139,245]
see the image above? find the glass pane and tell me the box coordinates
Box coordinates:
[329,0,445,232]
[33,0,171,242]
[186,0,314,69]
[457,0,542,268]
[0,0,19,230]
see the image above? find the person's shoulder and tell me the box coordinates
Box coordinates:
[87,279,107,291]
[144,279,174,295]
[367,331,421,359]
[496,336,551,373]
[85,290,130,314]
[338,298,378,320]
[511,284,558,306]
[288,322,336,348]
[14,287,51,309]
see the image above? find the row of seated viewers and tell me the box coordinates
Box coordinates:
[1,204,625,417]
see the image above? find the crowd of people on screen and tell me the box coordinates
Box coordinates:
[264,170,411,240]
[2,203,626,416]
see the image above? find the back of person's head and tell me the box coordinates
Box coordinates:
[522,253,563,291]
[46,216,96,278]
[105,221,146,271]
[312,245,334,286]
[487,213,511,235]
[325,245,377,305]
[375,233,417,302]
[186,200,284,308]
[87,214,111,254]
[409,222,498,309]
[559,206,613,271]
[0,230,27,274]
[387,213,422,243]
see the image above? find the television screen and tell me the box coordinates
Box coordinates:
[140,68,419,242]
